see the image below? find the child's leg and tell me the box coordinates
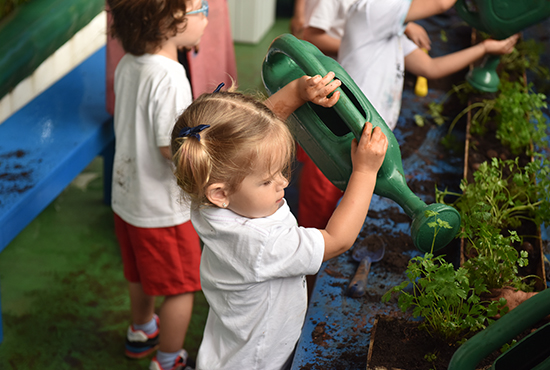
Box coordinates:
[115,214,161,358]
[158,292,194,352]
[150,221,201,368]
[129,281,156,325]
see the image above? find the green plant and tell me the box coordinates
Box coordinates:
[438,156,550,233]
[382,251,506,342]
[461,229,533,291]
[382,211,507,342]
[500,339,517,354]
[493,80,548,155]
[417,52,548,155]
[436,156,550,290]
[425,351,439,370]
[441,79,548,155]
[500,39,550,81]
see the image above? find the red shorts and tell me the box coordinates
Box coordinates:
[297,146,343,229]
[114,213,201,296]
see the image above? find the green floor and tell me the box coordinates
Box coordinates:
[0,18,292,370]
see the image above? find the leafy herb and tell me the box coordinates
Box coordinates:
[382,211,507,342]
[438,157,550,233]
[500,39,550,81]
[493,80,548,155]
[436,156,550,290]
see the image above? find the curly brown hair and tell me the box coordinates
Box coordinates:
[107,0,189,55]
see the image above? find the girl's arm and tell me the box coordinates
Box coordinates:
[291,0,306,38]
[404,34,519,79]
[265,72,341,121]
[405,0,457,23]
[320,122,388,261]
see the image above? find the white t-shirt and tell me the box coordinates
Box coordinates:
[192,200,325,370]
[111,54,192,227]
[338,0,417,130]
[307,0,357,39]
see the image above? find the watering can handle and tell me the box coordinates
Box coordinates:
[454,0,486,33]
[266,34,367,141]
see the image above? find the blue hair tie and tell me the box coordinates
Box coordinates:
[178,124,210,141]
[213,82,225,93]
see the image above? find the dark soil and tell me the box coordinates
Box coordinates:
[367,315,550,370]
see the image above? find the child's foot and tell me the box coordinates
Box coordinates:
[125,314,160,359]
[149,349,194,370]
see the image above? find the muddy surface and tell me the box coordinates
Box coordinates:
[367,315,550,370]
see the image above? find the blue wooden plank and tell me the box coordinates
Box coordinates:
[0,46,113,253]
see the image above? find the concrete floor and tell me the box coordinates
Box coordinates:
[0,18,293,370]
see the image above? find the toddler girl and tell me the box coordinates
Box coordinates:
[171,74,388,369]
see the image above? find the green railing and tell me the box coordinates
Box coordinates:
[0,0,104,99]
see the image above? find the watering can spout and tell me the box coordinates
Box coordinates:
[262,34,460,252]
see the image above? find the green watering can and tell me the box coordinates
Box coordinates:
[455,0,550,92]
[261,34,460,252]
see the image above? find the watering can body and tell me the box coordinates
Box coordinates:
[261,34,460,252]
[455,0,550,40]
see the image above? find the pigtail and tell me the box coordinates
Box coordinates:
[172,126,212,205]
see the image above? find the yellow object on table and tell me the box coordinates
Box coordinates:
[414,48,429,97]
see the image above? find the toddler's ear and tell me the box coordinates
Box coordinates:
[206,183,229,208]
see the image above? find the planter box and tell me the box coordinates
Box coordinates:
[461,116,548,291]
[227,0,276,44]
[460,30,547,291]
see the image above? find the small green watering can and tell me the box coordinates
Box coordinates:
[262,34,460,252]
[455,0,550,92]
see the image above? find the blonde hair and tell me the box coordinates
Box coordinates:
[171,90,295,207]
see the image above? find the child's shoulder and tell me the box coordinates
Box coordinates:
[118,53,188,82]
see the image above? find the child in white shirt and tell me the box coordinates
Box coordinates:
[170,73,388,369]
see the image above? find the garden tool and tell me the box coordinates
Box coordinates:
[346,236,385,298]
[414,48,429,97]
[262,34,460,252]
[455,0,550,92]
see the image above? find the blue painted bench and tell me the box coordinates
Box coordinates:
[0,46,114,343]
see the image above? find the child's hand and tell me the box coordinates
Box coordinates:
[298,72,341,108]
[483,34,519,55]
[405,22,431,51]
[350,122,388,175]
